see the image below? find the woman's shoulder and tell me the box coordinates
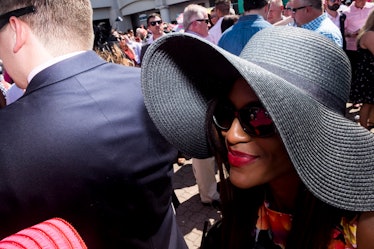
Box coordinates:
[360,31,374,50]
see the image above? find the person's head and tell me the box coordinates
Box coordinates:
[141,27,374,212]
[324,0,342,12]
[118,34,129,50]
[136,27,148,41]
[147,13,164,39]
[221,14,239,32]
[354,0,367,9]
[291,0,323,27]
[0,0,94,88]
[183,4,210,37]
[213,77,296,189]
[290,0,323,26]
[243,0,270,12]
[215,0,232,18]
[267,0,285,24]
[209,8,218,25]
[283,1,293,16]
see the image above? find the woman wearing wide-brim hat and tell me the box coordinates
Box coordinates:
[141,26,374,248]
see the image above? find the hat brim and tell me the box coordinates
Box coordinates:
[141,32,374,211]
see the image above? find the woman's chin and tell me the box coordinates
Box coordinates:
[229,170,259,189]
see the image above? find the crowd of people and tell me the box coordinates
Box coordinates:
[0,0,373,248]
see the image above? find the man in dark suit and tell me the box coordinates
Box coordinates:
[0,1,187,249]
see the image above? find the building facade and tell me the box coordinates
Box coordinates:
[91,0,212,32]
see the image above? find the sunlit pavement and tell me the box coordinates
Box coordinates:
[173,160,221,249]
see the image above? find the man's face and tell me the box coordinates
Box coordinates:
[327,0,341,11]
[267,3,284,24]
[354,0,366,8]
[188,14,210,37]
[148,16,163,36]
[209,10,218,25]
[291,0,311,27]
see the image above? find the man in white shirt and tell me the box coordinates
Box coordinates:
[208,0,232,44]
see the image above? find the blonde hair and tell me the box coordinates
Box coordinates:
[0,0,94,55]
[94,43,134,66]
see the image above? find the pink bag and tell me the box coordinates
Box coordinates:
[0,218,87,249]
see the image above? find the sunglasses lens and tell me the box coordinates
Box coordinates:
[213,101,276,137]
[240,107,275,137]
[150,20,162,26]
[213,103,235,130]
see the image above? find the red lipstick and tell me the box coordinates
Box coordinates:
[228,149,258,168]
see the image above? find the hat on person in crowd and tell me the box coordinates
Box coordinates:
[141,26,374,212]
[0,218,87,248]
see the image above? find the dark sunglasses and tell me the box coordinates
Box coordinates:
[0,6,36,30]
[291,5,312,13]
[149,20,162,26]
[195,19,210,24]
[213,101,276,137]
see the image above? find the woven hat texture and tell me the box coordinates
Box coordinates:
[0,218,87,249]
[141,26,374,211]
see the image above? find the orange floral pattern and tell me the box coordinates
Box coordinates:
[255,202,357,249]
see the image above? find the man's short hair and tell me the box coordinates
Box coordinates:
[147,13,161,24]
[244,0,270,11]
[0,0,94,51]
[215,0,231,15]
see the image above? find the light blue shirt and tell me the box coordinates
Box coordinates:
[301,13,343,47]
[218,14,272,55]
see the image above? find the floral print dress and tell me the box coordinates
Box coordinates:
[254,202,357,249]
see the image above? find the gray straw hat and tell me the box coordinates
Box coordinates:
[141,26,374,211]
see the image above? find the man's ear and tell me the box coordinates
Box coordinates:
[8,16,28,53]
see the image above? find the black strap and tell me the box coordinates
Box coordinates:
[339,12,347,51]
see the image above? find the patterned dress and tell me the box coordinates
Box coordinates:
[254,202,357,249]
[349,43,374,104]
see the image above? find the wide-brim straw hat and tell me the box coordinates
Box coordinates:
[141,26,374,211]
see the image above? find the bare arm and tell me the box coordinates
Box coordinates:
[273,16,294,26]
[360,31,374,55]
[357,212,374,249]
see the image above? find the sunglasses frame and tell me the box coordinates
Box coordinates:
[149,20,162,26]
[291,5,312,14]
[195,19,210,24]
[213,101,277,138]
[0,6,36,30]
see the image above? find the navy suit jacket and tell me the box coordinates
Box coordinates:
[0,51,187,249]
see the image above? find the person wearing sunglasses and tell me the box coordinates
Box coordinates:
[182,3,221,208]
[141,27,374,248]
[0,1,188,249]
[289,0,343,46]
[139,13,165,65]
[183,4,212,41]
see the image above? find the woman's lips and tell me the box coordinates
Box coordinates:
[228,149,259,168]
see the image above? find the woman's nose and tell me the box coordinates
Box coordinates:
[224,118,251,145]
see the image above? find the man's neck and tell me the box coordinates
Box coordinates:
[326,8,338,17]
[244,8,267,18]
[153,33,164,40]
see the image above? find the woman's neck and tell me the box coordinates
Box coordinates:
[267,171,301,213]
